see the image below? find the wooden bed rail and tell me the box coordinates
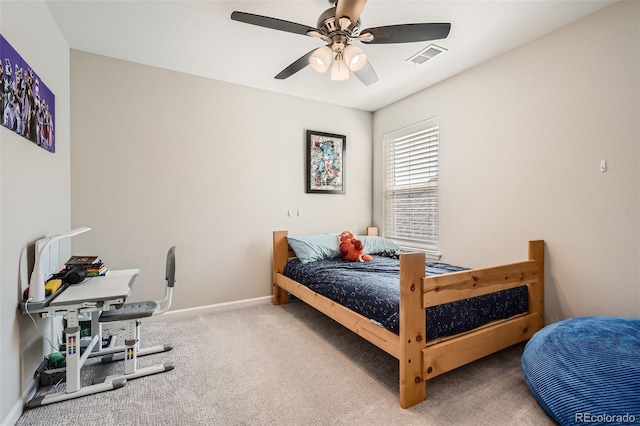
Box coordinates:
[272,229,402,358]
[422,259,540,307]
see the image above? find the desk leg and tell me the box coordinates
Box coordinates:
[25,308,128,409]
[91,311,103,353]
[65,309,81,393]
[124,320,139,375]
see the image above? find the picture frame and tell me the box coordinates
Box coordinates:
[306,130,346,194]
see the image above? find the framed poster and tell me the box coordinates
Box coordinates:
[1,34,56,153]
[306,130,345,194]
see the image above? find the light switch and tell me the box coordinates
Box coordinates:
[600,160,607,172]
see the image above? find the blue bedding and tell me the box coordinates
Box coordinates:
[283,256,529,340]
[522,316,640,426]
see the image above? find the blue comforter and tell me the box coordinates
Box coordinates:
[284,256,529,340]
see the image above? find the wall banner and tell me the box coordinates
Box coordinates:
[1,34,56,153]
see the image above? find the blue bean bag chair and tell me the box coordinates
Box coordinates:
[522,316,640,425]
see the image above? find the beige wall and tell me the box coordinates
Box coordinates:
[1,1,72,423]
[374,1,640,323]
[69,51,373,310]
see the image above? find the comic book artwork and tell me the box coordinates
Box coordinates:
[306,130,346,194]
[1,34,56,153]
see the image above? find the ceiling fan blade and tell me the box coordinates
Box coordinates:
[275,49,316,80]
[335,0,367,26]
[353,60,378,86]
[231,11,316,36]
[361,23,451,44]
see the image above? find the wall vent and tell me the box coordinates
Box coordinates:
[406,44,447,65]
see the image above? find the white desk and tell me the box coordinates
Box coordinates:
[21,269,139,408]
[51,269,137,307]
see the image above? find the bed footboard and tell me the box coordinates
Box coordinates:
[422,240,544,380]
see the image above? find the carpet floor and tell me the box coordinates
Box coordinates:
[17,301,554,425]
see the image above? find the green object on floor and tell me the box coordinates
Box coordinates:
[46,352,65,369]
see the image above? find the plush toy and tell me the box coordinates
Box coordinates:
[338,231,372,262]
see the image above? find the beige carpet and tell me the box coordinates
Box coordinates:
[17,301,554,425]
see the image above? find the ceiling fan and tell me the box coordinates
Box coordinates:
[231,0,451,85]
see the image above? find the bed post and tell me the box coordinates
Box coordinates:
[273,231,290,305]
[398,252,427,408]
[528,240,545,330]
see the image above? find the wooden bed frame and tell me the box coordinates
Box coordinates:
[272,228,544,409]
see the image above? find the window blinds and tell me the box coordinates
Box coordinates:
[383,118,439,249]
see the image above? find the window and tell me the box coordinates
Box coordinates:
[383,117,439,253]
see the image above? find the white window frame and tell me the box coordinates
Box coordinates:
[382,117,440,258]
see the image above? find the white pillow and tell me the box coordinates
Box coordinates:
[361,236,400,254]
[287,234,339,264]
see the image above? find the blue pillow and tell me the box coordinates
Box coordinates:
[287,234,339,264]
[361,236,400,254]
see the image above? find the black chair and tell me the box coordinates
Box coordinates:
[93,246,176,384]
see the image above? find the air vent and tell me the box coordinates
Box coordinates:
[406,44,447,65]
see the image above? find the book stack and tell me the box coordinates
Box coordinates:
[65,255,109,277]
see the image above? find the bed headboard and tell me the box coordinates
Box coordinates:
[272,227,379,281]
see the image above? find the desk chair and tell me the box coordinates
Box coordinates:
[93,246,176,384]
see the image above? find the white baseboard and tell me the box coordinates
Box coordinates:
[144,296,272,323]
[3,378,37,426]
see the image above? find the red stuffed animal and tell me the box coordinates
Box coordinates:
[339,231,372,262]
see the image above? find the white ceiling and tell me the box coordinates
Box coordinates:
[45,0,616,112]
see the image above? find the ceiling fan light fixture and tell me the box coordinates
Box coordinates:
[331,54,349,81]
[343,44,367,72]
[309,46,333,73]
